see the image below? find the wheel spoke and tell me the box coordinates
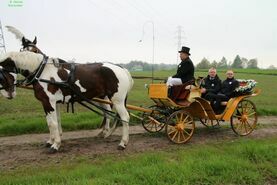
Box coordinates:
[245,120,253,130]
[179,113,184,123]
[177,131,181,142]
[248,117,256,124]
[233,114,242,119]
[180,131,186,141]
[183,129,191,136]
[243,101,248,113]
[243,121,248,133]
[238,120,244,132]
[179,115,187,124]
[149,122,155,130]
[171,130,178,141]
[154,122,158,131]
[176,115,180,123]
[184,121,194,129]
[183,115,189,123]
[247,111,256,117]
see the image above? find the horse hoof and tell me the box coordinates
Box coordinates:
[117,145,126,150]
[48,147,58,154]
[45,142,52,148]
[97,131,105,138]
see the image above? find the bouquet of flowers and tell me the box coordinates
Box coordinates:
[234,79,257,95]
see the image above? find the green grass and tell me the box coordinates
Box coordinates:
[1,137,276,185]
[0,69,276,136]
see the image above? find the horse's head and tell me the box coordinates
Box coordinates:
[21,36,43,54]
[0,51,44,94]
[6,26,43,54]
[0,59,17,99]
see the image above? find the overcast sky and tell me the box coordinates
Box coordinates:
[1,0,276,68]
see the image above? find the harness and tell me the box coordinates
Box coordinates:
[34,60,123,123]
[16,46,124,123]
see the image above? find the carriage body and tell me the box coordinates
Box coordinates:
[141,83,260,144]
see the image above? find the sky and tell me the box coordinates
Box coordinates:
[0,0,276,68]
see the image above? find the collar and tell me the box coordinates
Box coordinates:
[20,55,48,86]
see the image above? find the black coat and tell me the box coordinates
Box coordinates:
[172,57,194,83]
[202,75,221,94]
[220,77,239,98]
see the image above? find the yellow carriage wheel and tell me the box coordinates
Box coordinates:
[231,99,257,136]
[141,106,166,133]
[165,110,195,144]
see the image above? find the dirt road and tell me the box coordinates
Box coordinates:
[0,116,276,170]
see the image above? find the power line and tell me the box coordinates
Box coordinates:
[0,20,6,54]
[176,26,185,64]
[86,0,140,32]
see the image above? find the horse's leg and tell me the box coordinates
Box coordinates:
[56,103,63,137]
[113,102,129,150]
[45,103,62,148]
[45,122,55,148]
[97,96,118,138]
[45,101,62,153]
[102,96,118,138]
[96,100,110,137]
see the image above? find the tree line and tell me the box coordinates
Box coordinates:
[196,55,259,69]
[118,56,276,71]
[119,60,176,71]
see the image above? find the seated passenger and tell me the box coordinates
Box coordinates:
[200,67,221,103]
[214,70,239,114]
[166,46,195,87]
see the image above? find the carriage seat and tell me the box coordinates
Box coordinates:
[169,80,195,106]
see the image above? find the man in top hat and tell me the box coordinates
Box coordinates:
[166,46,195,86]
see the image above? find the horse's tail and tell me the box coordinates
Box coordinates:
[123,68,134,92]
[122,68,133,108]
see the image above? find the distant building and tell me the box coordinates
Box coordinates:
[131,65,143,71]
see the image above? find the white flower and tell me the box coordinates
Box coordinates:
[235,79,257,93]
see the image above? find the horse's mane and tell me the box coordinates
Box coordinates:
[6,26,25,41]
[0,51,43,72]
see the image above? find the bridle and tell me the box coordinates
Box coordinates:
[18,42,48,86]
[20,43,44,55]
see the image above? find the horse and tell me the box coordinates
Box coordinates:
[6,26,123,145]
[0,51,134,152]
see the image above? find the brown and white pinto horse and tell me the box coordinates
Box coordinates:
[0,51,133,152]
[7,26,122,137]
[6,26,130,150]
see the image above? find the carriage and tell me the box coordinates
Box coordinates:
[0,50,261,150]
[137,81,261,144]
[0,27,261,152]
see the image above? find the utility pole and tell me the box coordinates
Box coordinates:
[139,21,155,83]
[0,20,6,54]
[176,26,185,64]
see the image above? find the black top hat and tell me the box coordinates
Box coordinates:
[178,46,191,55]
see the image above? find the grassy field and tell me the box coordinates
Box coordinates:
[1,137,276,185]
[0,69,276,136]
